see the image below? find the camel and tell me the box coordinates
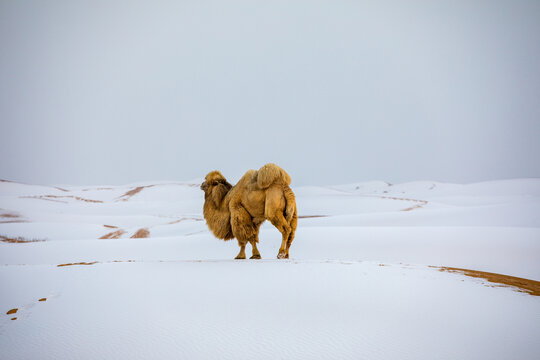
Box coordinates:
[200,163,297,259]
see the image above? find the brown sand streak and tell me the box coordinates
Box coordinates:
[298,215,328,219]
[116,185,155,201]
[0,211,26,224]
[1,235,45,243]
[377,195,429,211]
[99,230,126,239]
[130,228,150,238]
[0,212,20,218]
[168,217,203,224]
[436,266,540,296]
[20,196,67,203]
[20,195,103,203]
[57,261,98,267]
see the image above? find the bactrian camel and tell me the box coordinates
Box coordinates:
[200,163,297,259]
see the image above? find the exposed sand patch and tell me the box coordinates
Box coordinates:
[19,195,68,203]
[5,297,48,322]
[115,183,195,201]
[122,186,145,198]
[0,212,27,224]
[1,235,46,243]
[20,195,103,203]
[116,185,155,201]
[185,230,206,236]
[54,186,69,192]
[57,261,98,267]
[103,225,118,229]
[168,217,203,224]
[55,195,103,203]
[130,228,150,238]
[402,204,425,211]
[0,212,20,218]
[298,215,328,219]
[377,195,428,211]
[99,230,126,239]
[55,260,137,267]
[434,266,540,296]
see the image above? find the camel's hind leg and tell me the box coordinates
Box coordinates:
[284,209,297,259]
[268,214,290,259]
[265,187,292,259]
[265,211,291,259]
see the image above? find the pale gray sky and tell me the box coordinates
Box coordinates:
[1,0,539,186]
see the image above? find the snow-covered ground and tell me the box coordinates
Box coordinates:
[1,178,539,359]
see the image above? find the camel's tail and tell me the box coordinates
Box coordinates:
[283,185,296,223]
[256,163,291,189]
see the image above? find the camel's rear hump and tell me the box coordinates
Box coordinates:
[256,163,291,189]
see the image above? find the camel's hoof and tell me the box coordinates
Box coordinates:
[250,254,261,259]
[235,255,246,260]
[277,252,287,259]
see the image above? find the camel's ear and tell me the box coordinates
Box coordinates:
[219,179,233,190]
[210,183,230,206]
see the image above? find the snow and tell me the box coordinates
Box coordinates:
[1,178,540,359]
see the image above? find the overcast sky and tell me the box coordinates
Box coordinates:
[1,0,539,186]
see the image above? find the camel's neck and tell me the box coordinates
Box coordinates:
[203,190,229,214]
[203,185,233,240]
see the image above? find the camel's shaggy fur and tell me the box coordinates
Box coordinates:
[201,163,297,259]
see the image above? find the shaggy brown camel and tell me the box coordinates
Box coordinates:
[201,163,297,259]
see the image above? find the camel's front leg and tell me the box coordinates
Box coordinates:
[231,202,256,260]
[249,240,261,259]
[235,240,246,259]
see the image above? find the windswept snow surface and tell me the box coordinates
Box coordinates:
[1,178,540,359]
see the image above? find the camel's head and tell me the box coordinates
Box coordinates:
[200,171,231,194]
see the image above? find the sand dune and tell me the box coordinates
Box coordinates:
[1,178,539,359]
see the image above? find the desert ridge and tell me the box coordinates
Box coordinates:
[1,177,539,359]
